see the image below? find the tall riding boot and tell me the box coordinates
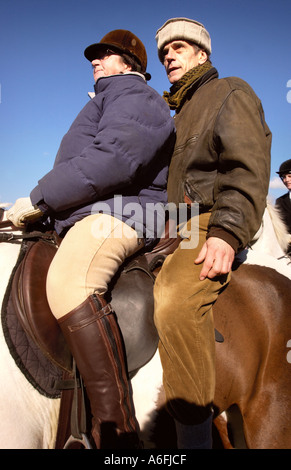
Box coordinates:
[58,293,141,449]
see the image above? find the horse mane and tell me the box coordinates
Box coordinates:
[266,199,291,252]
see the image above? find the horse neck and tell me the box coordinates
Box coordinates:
[0,212,23,300]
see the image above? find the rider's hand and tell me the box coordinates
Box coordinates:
[6,197,43,228]
[195,236,235,280]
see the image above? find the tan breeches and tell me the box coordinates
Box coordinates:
[46,214,142,319]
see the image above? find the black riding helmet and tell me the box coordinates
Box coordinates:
[276,159,291,177]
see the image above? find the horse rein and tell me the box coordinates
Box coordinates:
[0,211,56,244]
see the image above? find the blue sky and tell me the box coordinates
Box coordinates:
[0,0,290,206]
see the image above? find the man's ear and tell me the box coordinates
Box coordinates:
[198,50,208,65]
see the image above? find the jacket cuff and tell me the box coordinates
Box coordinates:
[30,186,50,215]
[206,226,240,253]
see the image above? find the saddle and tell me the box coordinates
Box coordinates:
[11,238,73,373]
[10,229,180,377]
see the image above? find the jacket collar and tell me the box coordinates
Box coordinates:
[93,72,145,95]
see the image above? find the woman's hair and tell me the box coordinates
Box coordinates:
[121,53,143,74]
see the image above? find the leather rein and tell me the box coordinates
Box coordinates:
[0,208,56,243]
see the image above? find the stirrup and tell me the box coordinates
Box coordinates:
[63,433,93,449]
[63,360,93,449]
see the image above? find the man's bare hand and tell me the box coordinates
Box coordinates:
[195,237,235,280]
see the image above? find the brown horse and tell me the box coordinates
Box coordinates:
[213,262,291,449]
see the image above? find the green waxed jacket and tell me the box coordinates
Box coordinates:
[167,67,271,252]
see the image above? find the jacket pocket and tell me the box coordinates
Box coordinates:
[184,180,203,205]
[173,134,199,156]
[184,180,213,211]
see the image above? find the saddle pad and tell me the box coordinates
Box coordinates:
[1,241,63,398]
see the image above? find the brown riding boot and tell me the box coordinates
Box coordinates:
[58,293,141,449]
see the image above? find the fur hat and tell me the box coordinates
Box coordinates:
[84,29,148,74]
[156,17,211,62]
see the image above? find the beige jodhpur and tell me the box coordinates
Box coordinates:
[154,212,231,424]
[47,214,142,320]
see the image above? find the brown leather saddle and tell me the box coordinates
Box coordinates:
[10,230,180,377]
[11,238,72,372]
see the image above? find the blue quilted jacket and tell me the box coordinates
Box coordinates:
[30,73,175,247]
